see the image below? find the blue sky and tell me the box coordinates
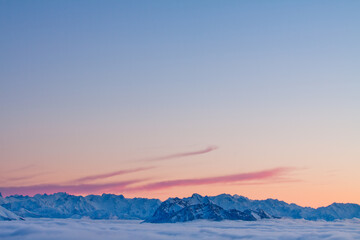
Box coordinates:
[1,0,360,206]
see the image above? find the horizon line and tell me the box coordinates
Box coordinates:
[1,191,356,209]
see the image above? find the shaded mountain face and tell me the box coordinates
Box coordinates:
[144,194,274,223]
[160,203,258,223]
[0,206,24,221]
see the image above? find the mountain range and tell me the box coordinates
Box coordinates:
[1,192,360,222]
[144,194,275,223]
[0,192,160,220]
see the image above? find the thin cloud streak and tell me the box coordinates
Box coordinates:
[5,173,49,182]
[0,168,297,197]
[0,179,145,197]
[125,167,295,192]
[2,164,37,174]
[1,146,216,187]
[71,166,154,183]
[0,172,53,185]
[0,175,38,185]
[140,145,218,162]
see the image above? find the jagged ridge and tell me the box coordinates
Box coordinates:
[0,192,161,220]
[144,194,275,223]
[1,192,360,221]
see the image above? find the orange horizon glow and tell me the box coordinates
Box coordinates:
[1,146,359,208]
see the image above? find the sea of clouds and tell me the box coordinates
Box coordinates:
[1,218,359,240]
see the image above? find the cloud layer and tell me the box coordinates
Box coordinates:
[0,218,359,240]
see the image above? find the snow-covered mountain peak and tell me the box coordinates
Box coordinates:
[144,195,276,223]
[53,192,70,197]
[101,193,124,199]
[1,193,360,221]
[191,193,202,199]
[186,193,211,205]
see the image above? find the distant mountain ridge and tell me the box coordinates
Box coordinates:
[0,192,161,220]
[207,194,360,221]
[144,194,276,223]
[1,192,359,221]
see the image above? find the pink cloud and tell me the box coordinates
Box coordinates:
[142,145,218,162]
[59,146,217,184]
[6,164,37,173]
[125,167,295,192]
[0,168,297,197]
[70,166,154,183]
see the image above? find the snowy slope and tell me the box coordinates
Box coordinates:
[0,206,23,221]
[1,192,160,220]
[209,194,308,218]
[145,194,274,223]
[310,203,360,220]
[84,194,161,219]
[208,194,360,220]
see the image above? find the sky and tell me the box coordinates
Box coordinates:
[0,0,360,207]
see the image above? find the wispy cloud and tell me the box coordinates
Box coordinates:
[140,145,218,162]
[5,173,50,182]
[1,164,37,174]
[125,167,295,192]
[0,175,37,185]
[0,147,296,197]
[0,179,145,197]
[1,145,217,188]
[0,171,53,185]
[0,168,297,197]
[70,167,154,184]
